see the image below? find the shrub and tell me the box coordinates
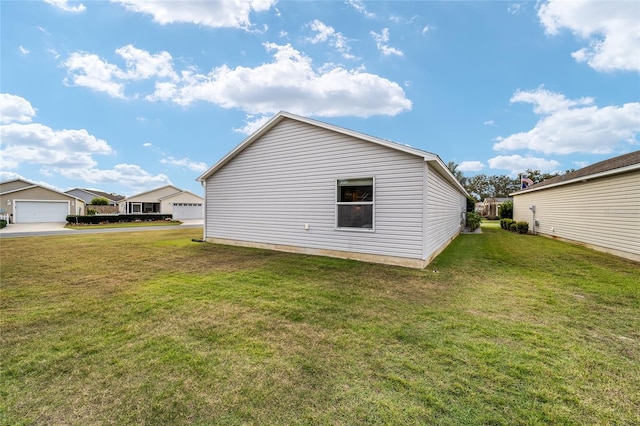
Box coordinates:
[0,219,6,229]
[509,222,518,232]
[66,214,173,224]
[86,208,97,216]
[466,196,476,213]
[466,212,482,231]
[501,219,516,230]
[90,197,110,205]
[516,221,529,234]
[499,200,513,219]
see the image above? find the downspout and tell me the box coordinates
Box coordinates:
[201,180,206,241]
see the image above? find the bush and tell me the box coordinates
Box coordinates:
[90,197,110,205]
[466,196,476,213]
[500,218,516,230]
[516,221,529,234]
[66,214,173,224]
[499,200,513,219]
[86,208,97,216]
[509,222,517,232]
[0,219,6,229]
[466,212,482,231]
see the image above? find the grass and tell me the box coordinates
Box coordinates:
[1,223,638,425]
[65,220,183,229]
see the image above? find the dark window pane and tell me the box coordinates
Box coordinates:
[338,204,373,228]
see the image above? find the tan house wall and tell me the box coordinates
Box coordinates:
[513,171,640,262]
[0,187,85,218]
[160,192,203,213]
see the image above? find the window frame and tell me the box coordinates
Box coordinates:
[335,176,375,232]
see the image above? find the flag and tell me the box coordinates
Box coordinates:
[521,175,534,189]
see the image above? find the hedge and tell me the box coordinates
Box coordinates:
[66,214,173,224]
[0,220,6,229]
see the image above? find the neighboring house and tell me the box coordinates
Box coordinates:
[478,197,511,218]
[65,188,125,206]
[197,111,469,269]
[118,185,204,220]
[0,179,85,223]
[510,150,640,262]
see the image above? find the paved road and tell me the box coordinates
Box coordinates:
[0,221,203,239]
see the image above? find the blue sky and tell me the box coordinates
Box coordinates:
[1,0,639,196]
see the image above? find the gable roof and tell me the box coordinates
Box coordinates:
[511,150,640,195]
[158,190,204,201]
[0,178,35,193]
[197,111,468,195]
[119,185,182,202]
[67,188,125,202]
[0,179,83,202]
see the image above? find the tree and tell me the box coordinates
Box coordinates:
[489,175,520,197]
[499,200,513,219]
[446,161,467,187]
[466,174,491,201]
[90,197,109,205]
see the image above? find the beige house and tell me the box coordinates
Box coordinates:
[119,185,204,220]
[0,179,85,223]
[510,151,640,262]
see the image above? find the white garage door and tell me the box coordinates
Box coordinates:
[15,201,69,223]
[172,203,203,220]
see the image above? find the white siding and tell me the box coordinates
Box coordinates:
[205,118,426,261]
[513,171,640,262]
[424,165,466,260]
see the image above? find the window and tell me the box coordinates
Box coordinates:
[336,178,374,230]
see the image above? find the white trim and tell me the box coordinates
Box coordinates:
[510,163,640,196]
[335,176,375,232]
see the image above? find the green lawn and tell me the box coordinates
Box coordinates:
[1,224,638,425]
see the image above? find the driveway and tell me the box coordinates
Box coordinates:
[0,222,70,234]
[0,220,203,238]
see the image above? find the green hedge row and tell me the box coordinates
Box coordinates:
[500,219,529,234]
[66,214,173,224]
[0,219,7,229]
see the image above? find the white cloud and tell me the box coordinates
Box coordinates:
[0,122,114,170]
[422,25,434,35]
[510,87,593,114]
[19,46,29,55]
[508,3,524,15]
[142,142,152,147]
[63,43,411,118]
[44,0,86,13]
[150,43,411,117]
[112,0,276,30]
[347,0,375,19]
[488,155,560,175]
[0,94,170,195]
[63,51,127,98]
[458,161,485,172]
[115,44,177,81]
[307,20,354,59]
[58,163,171,193]
[483,120,495,126]
[160,156,208,172]
[0,94,36,124]
[494,88,640,155]
[371,29,403,57]
[62,45,177,98]
[538,0,640,72]
[233,114,272,135]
